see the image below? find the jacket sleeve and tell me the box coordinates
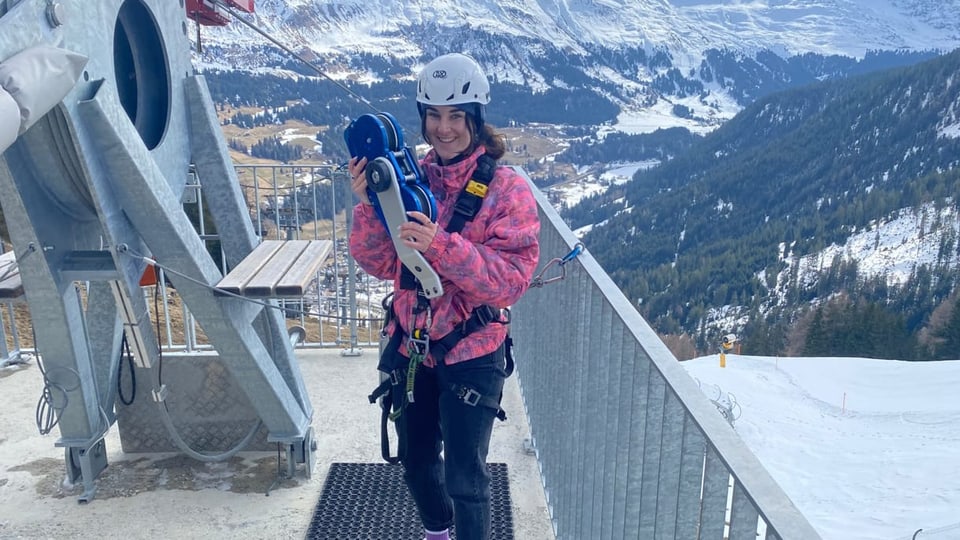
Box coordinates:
[348,203,399,280]
[425,168,541,308]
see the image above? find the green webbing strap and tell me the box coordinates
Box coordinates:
[389,351,423,421]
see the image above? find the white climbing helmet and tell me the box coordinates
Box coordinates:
[416,53,490,108]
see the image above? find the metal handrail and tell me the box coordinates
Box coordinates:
[510,167,820,539]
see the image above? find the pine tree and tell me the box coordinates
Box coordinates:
[934,297,960,360]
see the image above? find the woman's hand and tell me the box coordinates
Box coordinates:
[398,211,438,252]
[348,156,371,205]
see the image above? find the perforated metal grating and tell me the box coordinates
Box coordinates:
[116,356,274,452]
[306,462,514,540]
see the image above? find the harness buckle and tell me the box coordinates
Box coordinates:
[459,387,482,407]
[408,328,430,357]
[475,305,495,326]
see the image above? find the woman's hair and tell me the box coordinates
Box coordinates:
[473,121,506,160]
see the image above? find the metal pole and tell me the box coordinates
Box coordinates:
[331,170,342,348]
[0,302,10,364]
[342,180,361,356]
[252,166,263,241]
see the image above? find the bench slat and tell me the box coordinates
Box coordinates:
[216,240,286,296]
[242,240,310,297]
[274,240,332,297]
[216,240,331,298]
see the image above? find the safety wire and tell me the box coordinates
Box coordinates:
[530,242,584,288]
[116,245,371,324]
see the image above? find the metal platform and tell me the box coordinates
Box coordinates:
[306,462,515,540]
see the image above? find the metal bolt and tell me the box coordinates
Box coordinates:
[45,2,64,28]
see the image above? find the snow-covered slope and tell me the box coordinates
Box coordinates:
[684,354,960,539]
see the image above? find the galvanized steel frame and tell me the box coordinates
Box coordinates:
[0,0,314,500]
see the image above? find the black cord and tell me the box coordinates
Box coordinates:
[33,331,73,436]
[117,333,136,406]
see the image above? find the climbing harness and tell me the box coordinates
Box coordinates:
[530,242,584,288]
[367,317,515,464]
[365,153,509,464]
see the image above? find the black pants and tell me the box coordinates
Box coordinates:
[394,344,507,540]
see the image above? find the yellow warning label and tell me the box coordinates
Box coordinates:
[465,180,488,198]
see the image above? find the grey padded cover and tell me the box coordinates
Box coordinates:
[0,86,17,152]
[0,44,88,134]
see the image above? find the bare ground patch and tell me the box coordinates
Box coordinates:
[9,453,299,500]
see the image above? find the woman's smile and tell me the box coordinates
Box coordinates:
[424,106,471,161]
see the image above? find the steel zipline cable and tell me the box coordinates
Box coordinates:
[211,0,379,114]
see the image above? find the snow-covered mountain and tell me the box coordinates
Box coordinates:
[197,0,960,134]
[208,0,960,64]
[198,1,960,356]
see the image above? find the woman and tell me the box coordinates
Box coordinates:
[348,53,540,540]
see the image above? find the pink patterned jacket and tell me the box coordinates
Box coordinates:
[349,146,541,366]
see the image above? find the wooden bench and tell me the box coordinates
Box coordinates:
[0,250,23,300]
[215,240,333,298]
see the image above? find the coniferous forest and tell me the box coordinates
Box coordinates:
[566,49,960,360]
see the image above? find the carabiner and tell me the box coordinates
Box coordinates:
[530,243,585,288]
